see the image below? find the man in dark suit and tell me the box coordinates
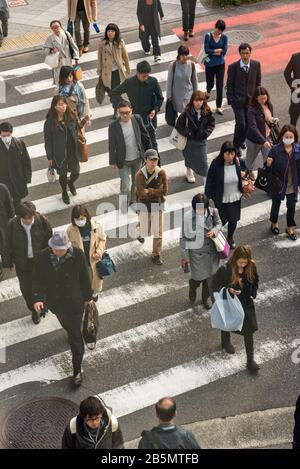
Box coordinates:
[109,99,152,212]
[226,43,261,156]
[284,52,300,127]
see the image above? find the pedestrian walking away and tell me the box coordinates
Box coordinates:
[266,124,300,241]
[97,23,131,115]
[3,202,52,324]
[284,52,300,128]
[166,45,198,121]
[0,122,32,209]
[44,96,82,205]
[109,99,152,212]
[137,0,164,62]
[180,193,222,309]
[180,0,197,41]
[0,0,9,43]
[58,65,91,126]
[226,43,261,156]
[44,20,80,88]
[175,90,215,183]
[67,205,106,302]
[0,182,14,280]
[138,397,200,449]
[32,231,93,386]
[204,19,228,115]
[135,149,168,265]
[205,141,246,250]
[67,0,97,55]
[111,60,164,153]
[212,245,260,373]
[62,395,124,449]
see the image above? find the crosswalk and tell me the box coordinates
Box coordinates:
[0,31,299,429]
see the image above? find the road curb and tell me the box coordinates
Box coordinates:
[124,407,294,449]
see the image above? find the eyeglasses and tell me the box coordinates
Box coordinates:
[119,111,131,116]
[86,415,102,423]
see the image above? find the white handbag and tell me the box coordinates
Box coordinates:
[46,167,57,184]
[44,52,59,69]
[169,116,188,150]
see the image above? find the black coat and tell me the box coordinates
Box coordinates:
[0,183,15,254]
[205,158,244,209]
[212,262,259,336]
[108,114,152,168]
[111,75,164,120]
[137,0,164,38]
[284,53,300,90]
[175,109,215,142]
[0,138,32,200]
[3,214,52,271]
[267,142,300,199]
[293,395,300,449]
[32,247,92,310]
[226,60,262,108]
[246,102,274,144]
[43,117,81,174]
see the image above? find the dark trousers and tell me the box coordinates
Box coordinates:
[54,306,85,376]
[142,114,158,152]
[74,9,90,48]
[16,259,35,312]
[106,70,121,112]
[0,11,8,37]
[180,0,197,32]
[270,193,297,227]
[232,105,248,149]
[221,330,255,362]
[227,222,237,242]
[58,155,80,194]
[139,28,161,57]
[189,277,213,303]
[289,97,300,127]
[205,64,225,108]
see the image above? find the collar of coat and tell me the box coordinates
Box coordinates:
[141,165,161,179]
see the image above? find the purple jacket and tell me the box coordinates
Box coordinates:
[246,102,274,145]
[267,142,300,199]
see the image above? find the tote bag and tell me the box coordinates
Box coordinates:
[211,231,230,259]
[44,52,59,69]
[211,287,245,332]
[169,116,188,150]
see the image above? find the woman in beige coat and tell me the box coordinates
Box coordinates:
[67,205,106,301]
[97,23,131,114]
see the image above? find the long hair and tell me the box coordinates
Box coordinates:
[46,96,76,129]
[250,86,271,110]
[229,245,256,286]
[185,91,211,116]
[104,23,121,45]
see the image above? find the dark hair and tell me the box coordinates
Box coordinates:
[215,19,226,31]
[177,45,189,59]
[117,99,132,109]
[50,20,62,28]
[16,201,36,218]
[216,141,237,164]
[239,42,252,53]
[278,124,298,143]
[46,95,76,128]
[137,60,151,74]
[104,23,121,45]
[185,90,211,116]
[79,396,105,419]
[71,205,91,225]
[230,245,256,286]
[192,193,210,211]
[59,66,77,86]
[250,86,271,109]
[0,122,13,133]
[155,397,176,422]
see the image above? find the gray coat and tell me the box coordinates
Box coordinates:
[180,207,222,281]
[166,61,198,113]
[0,0,9,18]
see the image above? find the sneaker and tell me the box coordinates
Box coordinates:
[154,56,161,62]
[152,255,163,265]
[216,108,223,115]
[185,168,195,183]
[31,310,41,325]
[82,46,89,53]
[62,192,70,205]
[189,30,195,38]
[144,50,151,56]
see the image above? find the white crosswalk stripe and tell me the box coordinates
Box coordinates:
[0,32,298,429]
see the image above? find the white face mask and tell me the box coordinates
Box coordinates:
[1,136,12,145]
[283,137,294,145]
[75,218,87,228]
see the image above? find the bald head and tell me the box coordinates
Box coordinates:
[155,397,177,423]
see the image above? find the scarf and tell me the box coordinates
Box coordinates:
[58,82,85,118]
[49,247,74,271]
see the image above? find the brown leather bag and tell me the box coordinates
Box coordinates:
[77,119,89,162]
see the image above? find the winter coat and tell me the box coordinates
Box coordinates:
[0,0,9,19]
[67,0,97,23]
[0,138,32,201]
[212,261,259,335]
[97,39,131,89]
[62,403,124,449]
[137,0,164,38]
[138,424,200,450]
[180,207,222,282]
[32,246,92,310]
[266,142,300,199]
[246,102,274,145]
[43,116,81,174]
[0,183,14,254]
[136,167,168,206]
[175,108,215,142]
[3,214,52,272]
[43,31,79,86]
[109,114,152,168]
[67,220,106,292]
[205,157,244,209]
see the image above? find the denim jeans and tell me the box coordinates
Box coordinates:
[119,158,141,204]
[270,192,297,227]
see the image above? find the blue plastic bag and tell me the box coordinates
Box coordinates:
[96,252,116,278]
[211,288,245,332]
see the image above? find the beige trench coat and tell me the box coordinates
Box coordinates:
[67,220,106,292]
[97,39,131,89]
[68,0,97,23]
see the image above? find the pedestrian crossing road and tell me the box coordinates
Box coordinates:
[0,26,299,445]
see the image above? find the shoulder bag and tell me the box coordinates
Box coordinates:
[211,230,230,260]
[44,51,59,69]
[65,31,75,59]
[169,116,188,150]
[196,33,211,65]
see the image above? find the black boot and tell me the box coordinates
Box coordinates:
[59,175,70,205]
[221,331,235,354]
[189,279,198,303]
[245,334,260,373]
[68,172,79,196]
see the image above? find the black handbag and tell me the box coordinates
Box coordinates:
[96,252,116,277]
[165,98,177,127]
[254,167,281,194]
[269,122,281,145]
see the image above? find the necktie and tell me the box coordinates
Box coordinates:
[243,65,248,73]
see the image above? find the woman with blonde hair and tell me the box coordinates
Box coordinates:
[212,245,260,373]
